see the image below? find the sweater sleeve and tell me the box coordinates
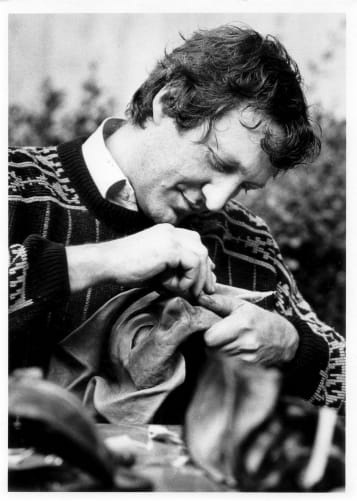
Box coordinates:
[272,241,345,411]
[9,235,70,315]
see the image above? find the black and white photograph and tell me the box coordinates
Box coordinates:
[6,0,353,494]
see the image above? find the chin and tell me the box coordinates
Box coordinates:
[163,214,181,225]
[150,209,179,225]
[146,201,188,225]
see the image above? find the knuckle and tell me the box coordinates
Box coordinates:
[178,281,192,293]
[200,247,209,260]
[189,230,201,242]
[159,222,174,234]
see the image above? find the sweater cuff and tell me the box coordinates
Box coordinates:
[25,235,70,306]
[281,314,329,400]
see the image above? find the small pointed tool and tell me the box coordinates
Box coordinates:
[213,283,275,303]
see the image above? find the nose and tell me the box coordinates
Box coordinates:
[202,180,240,212]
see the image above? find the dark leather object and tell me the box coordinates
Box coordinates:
[9,370,152,491]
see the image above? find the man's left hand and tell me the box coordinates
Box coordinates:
[198,292,299,366]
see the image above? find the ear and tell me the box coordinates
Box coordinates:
[152,86,170,124]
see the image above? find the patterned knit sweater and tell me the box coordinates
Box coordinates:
[8,137,345,410]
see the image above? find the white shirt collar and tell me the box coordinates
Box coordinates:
[82,117,138,211]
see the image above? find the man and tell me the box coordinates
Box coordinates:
[9,25,345,410]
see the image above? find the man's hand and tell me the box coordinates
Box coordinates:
[198,292,299,366]
[66,223,216,297]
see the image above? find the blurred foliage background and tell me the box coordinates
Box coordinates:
[243,113,345,335]
[8,14,345,336]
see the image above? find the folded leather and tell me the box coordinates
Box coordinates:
[48,289,186,424]
[48,285,276,424]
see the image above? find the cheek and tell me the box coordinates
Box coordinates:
[176,152,210,183]
[143,141,209,191]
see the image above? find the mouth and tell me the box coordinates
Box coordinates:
[180,192,205,213]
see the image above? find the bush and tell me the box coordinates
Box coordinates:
[9,66,116,146]
[243,113,345,335]
[8,75,345,335]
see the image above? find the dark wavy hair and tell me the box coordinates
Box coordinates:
[126,25,321,170]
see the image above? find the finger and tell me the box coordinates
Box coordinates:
[197,292,246,316]
[203,313,246,347]
[176,229,214,297]
[237,352,259,363]
[203,258,217,294]
[204,268,217,295]
[210,344,258,358]
[208,342,243,356]
[193,255,217,297]
[208,257,216,271]
[191,250,209,297]
[207,283,274,305]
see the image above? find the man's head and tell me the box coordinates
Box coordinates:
[127,24,320,170]
[119,25,320,224]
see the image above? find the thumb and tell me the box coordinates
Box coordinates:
[197,292,246,317]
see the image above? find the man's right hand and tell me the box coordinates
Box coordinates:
[66,223,216,297]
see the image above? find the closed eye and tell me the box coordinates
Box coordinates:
[207,147,237,174]
[206,146,267,192]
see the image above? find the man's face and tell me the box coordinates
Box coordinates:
[131,104,279,224]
